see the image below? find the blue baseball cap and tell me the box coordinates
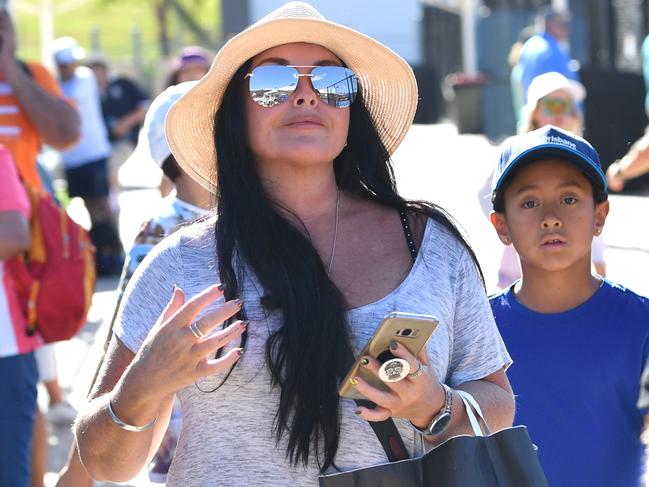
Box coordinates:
[491,125,607,209]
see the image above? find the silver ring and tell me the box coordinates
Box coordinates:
[189,321,204,339]
[408,361,423,379]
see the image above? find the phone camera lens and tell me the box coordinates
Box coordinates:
[401,329,412,337]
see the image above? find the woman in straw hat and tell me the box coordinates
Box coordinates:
[75,3,514,485]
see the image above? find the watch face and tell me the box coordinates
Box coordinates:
[430,412,452,435]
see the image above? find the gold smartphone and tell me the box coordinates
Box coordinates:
[338,311,438,400]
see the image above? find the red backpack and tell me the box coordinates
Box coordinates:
[6,186,96,343]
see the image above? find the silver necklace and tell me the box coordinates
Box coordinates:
[327,189,340,276]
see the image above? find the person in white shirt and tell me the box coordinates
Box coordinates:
[53,37,123,276]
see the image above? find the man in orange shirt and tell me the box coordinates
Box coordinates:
[0,9,80,190]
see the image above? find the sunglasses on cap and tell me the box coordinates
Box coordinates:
[246,65,358,108]
[539,97,576,117]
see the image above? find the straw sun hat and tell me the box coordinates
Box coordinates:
[166,1,418,193]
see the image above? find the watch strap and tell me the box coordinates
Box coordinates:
[411,383,453,435]
[440,382,453,413]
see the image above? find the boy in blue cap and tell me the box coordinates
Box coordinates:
[488,125,649,487]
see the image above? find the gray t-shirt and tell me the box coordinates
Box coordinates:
[115,217,511,486]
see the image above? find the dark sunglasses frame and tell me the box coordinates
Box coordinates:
[245,65,358,108]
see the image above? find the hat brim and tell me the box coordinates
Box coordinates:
[526,79,586,110]
[166,17,418,193]
[494,145,608,195]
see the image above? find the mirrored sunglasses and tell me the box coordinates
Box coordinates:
[246,65,358,108]
[540,97,576,117]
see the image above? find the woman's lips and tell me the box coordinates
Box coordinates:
[283,116,324,128]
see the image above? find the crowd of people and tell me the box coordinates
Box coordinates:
[1,2,649,487]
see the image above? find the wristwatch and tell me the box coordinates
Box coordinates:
[413,383,453,436]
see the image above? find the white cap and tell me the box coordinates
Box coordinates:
[526,72,586,108]
[52,37,86,65]
[138,81,198,167]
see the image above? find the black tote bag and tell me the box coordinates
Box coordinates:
[319,391,548,487]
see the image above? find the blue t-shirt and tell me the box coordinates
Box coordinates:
[490,280,649,487]
[518,32,579,102]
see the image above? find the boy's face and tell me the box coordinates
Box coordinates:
[490,158,609,274]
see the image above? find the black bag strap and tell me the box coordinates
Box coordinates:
[353,402,409,462]
[398,208,418,263]
[344,209,418,463]
[348,359,409,462]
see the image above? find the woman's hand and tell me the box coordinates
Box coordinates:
[122,284,246,404]
[352,341,445,428]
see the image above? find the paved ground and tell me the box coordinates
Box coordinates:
[42,123,649,486]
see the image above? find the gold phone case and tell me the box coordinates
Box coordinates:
[338,311,438,400]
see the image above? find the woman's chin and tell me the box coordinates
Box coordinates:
[280,146,342,166]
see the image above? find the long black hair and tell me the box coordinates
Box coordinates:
[213,62,483,472]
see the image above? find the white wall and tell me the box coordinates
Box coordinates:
[249,0,422,65]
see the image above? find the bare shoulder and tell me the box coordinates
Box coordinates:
[342,193,389,220]
[342,193,428,248]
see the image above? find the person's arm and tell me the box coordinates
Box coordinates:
[606,133,649,191]
[57,237,151,487]
[111,104,149,139]
[0,210,29,259]
[0,12,80,149]
[75,336,174,482]
[355,346,514,444]
[452,369,514,432]
[76,285,244,482]
[54,442,93,487]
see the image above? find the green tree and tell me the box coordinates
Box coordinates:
[98,0,219,56]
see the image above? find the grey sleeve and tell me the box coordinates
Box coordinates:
[448,248,512,387]
[113,233,183,354]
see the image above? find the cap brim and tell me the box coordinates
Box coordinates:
[166,17,417,193]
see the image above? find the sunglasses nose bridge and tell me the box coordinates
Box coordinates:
[294,71,315,88]
[292,71,320,103]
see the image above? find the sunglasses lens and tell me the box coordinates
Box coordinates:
[541,98,574,117]
[248,65,298,107]
[311,66,358,108]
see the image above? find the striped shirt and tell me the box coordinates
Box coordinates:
[0,147,40,358]
[0,61,64,190]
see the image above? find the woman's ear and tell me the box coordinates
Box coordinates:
[594,199,610,236]
[490,211,512,245]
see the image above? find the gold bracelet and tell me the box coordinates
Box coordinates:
[107,398,157,432]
